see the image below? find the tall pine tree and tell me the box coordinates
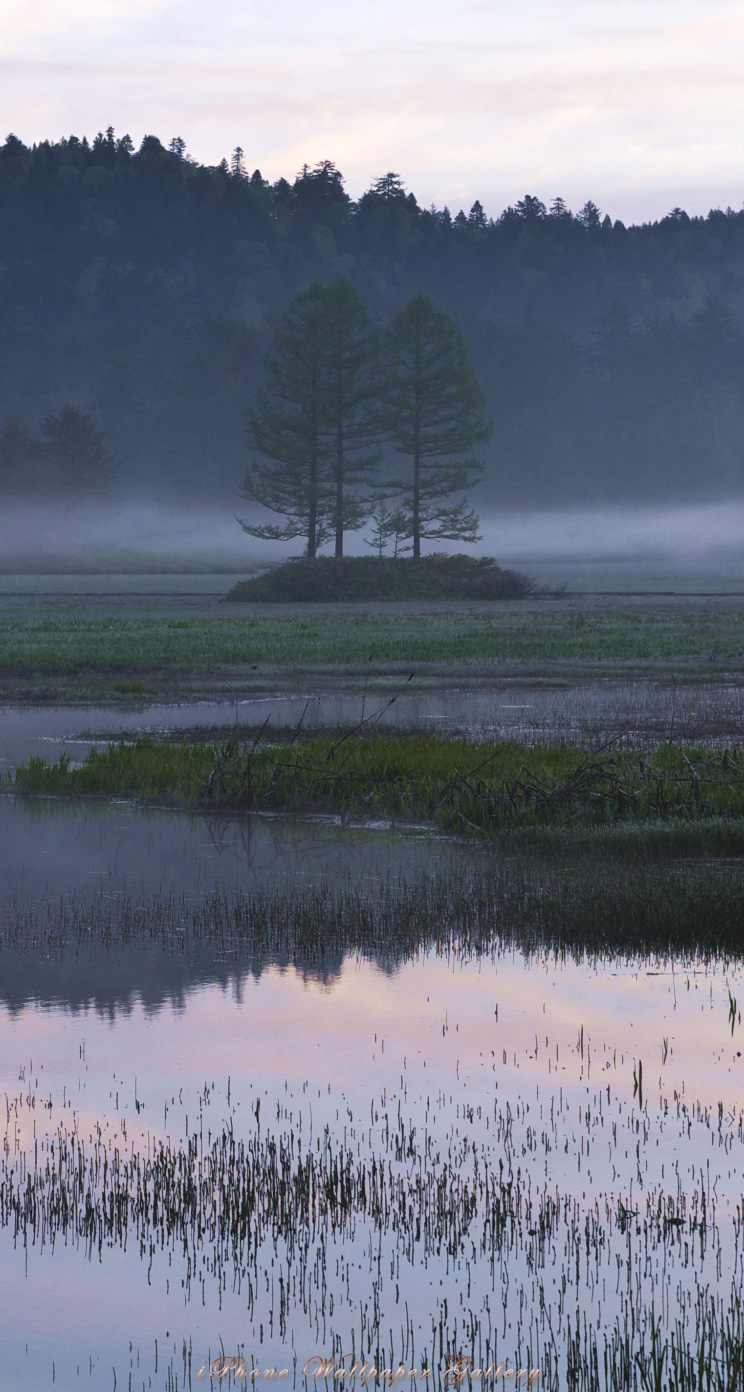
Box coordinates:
[322,279,381,558]
[383,293,491,559]
[40,406,117,498]
[239,279,380,558]
[239,284,333,557]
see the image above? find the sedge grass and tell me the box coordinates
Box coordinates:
[4,1087,744,1392]
[14,733,744,839]
[5,861,744,976]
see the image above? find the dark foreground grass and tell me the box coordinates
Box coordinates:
[3,858,743,1386]
[4,1106,743,1392]
[14,731,744,842]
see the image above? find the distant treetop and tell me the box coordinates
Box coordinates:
[2,127,742,245]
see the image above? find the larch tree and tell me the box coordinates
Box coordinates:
[239,283,333,558]
[383,292,492,559]
[239,278,381,559]
[0,414,38,495]
[40,405,118,498]
[321,278,381,558]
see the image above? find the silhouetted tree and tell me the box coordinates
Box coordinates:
[239,285,334,557]
[40,406,117,497]
[240,280,381,558]
[383,293,491,559]
[468,200,487,230]
[0,415,39,495]
[230,146,247,179]
[319,279,381,557]
[292,161,349,231]
[514,195,546,221]
[364,502,412,557]
[369,172,407,202]
[577,200,602,229]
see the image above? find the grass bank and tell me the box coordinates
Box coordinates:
[15,732,744,845]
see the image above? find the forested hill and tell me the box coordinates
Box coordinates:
[2,128,744,506]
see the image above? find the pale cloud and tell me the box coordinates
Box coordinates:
[1,0,176,46]
[2,0,744,220]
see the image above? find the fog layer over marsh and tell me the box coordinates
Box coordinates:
[2,500,744,578]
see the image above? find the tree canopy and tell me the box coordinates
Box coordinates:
[239,279,381,557]
[239,285,488,559]
[383,293,491,558]
[3,128,744,506]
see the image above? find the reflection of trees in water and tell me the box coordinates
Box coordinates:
[0,915,348,1018]
[0,861,484,1015]
[3,853,742,1018]
[198,808,425,882]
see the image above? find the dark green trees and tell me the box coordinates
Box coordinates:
[239,279,380,558]
[0,415,38,495]
[0,406,117,499]
[239,284,331,558]
[240,284,491,560]
[41,406,118,498]
[323,279,381,558]
[383,292,492,559]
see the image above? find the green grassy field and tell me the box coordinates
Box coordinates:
[4,589,744,701]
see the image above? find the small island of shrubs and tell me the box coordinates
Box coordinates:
[226,554,536,603]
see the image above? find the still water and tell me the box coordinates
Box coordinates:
[0,798,742,1390]
[2,676,744,768]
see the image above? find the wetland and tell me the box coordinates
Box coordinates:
[3,572,744,1391]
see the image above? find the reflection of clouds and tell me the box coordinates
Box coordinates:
[5,949,744,1262]
[5,950,743,1129]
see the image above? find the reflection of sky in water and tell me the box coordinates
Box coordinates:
[1,948,743,1390]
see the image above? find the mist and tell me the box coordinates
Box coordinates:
[2,499,744,578]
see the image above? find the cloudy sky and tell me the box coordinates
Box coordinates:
[2,0,743,223]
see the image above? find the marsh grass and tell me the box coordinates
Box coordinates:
[4,851,744,1386]
[3,1090,744,1392]
[4,602,744,701]
[15,733,744,838]
[5,860,744,972]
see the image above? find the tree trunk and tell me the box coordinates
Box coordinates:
[308,367,319,558]
[308,447,318,558]
[413,338,421,560]
[412,444,420,560]
[334,417,344,559]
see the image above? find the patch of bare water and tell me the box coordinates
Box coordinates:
[3,677,744,769]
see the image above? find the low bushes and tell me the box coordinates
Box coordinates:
[226,554,536,602]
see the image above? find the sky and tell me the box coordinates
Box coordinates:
[2,0,744,223]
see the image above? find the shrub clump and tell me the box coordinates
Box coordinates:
[226,554,536,602]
